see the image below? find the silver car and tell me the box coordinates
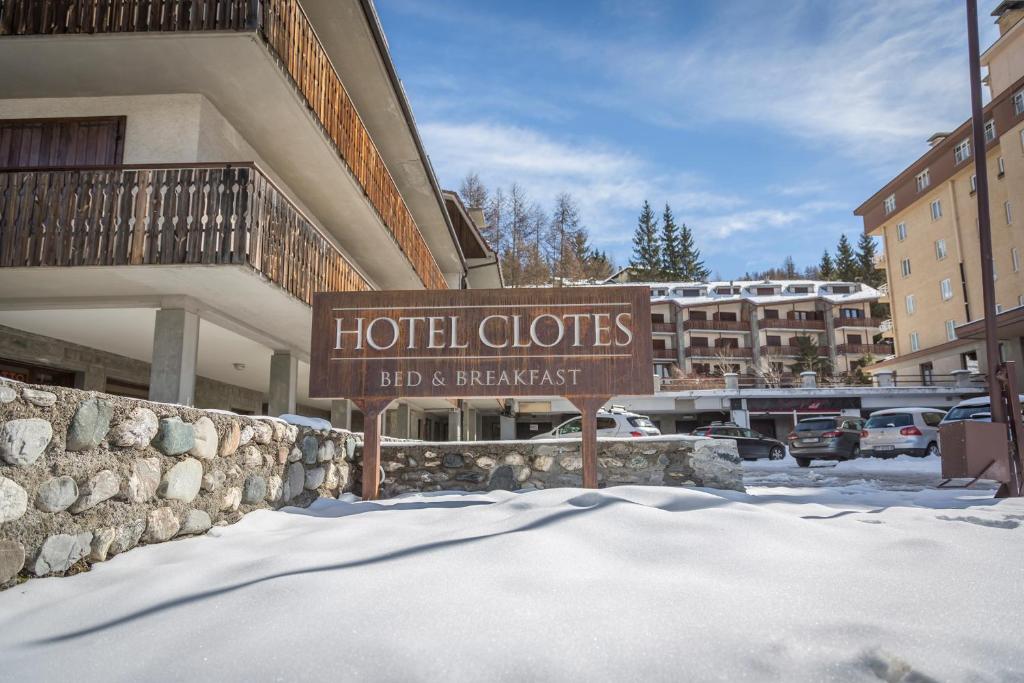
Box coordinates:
[531,408,661,439]
[860,408,946,458]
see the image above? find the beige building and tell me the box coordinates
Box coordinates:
[0,0,499,438]
[854,1,1024,383]
[643,280,885,385]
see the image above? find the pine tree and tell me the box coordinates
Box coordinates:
[834,234,858,282]
[856,232,884,288]
[629,201,662,281]
[660,204,684,280]
[782,255,798,279]
[678,222,710,281]
[459,172,488,210]
[818,250,835,280]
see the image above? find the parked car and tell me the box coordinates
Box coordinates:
[939,395,1024,424]
[532,407,661,439]
[692,422,787,460]
[860,408,946,458]
[786,415,864,467]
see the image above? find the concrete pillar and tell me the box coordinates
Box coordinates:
[823,303,838,371]
[749,303,761,379]
[394,402,412,439]
[463,408,478,441]
[331,399,354,430]
[81,365,106,392]
[499,414,516,441]
[800,371,817,388]
[724,372,739,391]
[874,370,895,388]
[149,308,199,406]
[268,351,297,416]
[731,409,750,429]
[950,369,973,388]
[674,305,686,370]
[448,408,462,441]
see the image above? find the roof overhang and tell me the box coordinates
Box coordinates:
[956,306,1024,340]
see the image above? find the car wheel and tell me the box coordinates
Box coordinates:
[768,445,785,460]
[796,458,811,468]
[925,442,939,457]
[849,445,860,460]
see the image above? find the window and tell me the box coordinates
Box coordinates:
[905,294,916,315]
[940,278,953,301]
[883,194,896,214]
[935,239,947,260]
[930,199,942,221]
[999,157,1006,177]
[916,169,930,191]
[1006,201,1013,225]
[984,119,997,142]
[1014,247,1021,273]
[910,332,920,352]
[970,174,977,193]
[954,138,971,163]
[945,320,957,341]
[900,257,912,278]
[896,222,907,241]
[1015,88,1024,115]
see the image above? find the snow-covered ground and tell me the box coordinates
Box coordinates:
[2,457,1023,681]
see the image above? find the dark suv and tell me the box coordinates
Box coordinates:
[693,423,787,461]
[786,416,864,467]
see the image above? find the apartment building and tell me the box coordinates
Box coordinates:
[645,280,885,383]
[854,1,1024,383]
[0,0,498,435]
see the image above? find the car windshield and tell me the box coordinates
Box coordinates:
[628,416,655,428]
[944,404,991,421]
[865,413,913,428]
[795,418,836,432]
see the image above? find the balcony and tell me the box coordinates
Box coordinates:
[759,318,826,331]
[759,345,829,357]
[687,346,754,359]
[0,0,449,290]
[651,322,675,334]
[836,344,893,356]
[653,348,677,361]
[0,164,369,303]
[683,319,750,332]
[833,316,884,329]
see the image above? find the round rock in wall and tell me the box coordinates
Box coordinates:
[0,476,28,523]
[35,476,79,513]
[189,416,219,460]
[0,539,25,583]
[109,407,159,449]
[0,419,53,466]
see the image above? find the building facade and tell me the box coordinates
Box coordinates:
[854,2,1024,383]
[0,0,498,436]
[644,280,885,384]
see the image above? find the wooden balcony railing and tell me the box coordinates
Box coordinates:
[0,164,370,303]
[759,318,826,330]
[833,316,884,329]
[836,344,892,356]
[653,349,677,361]
[687,346,753,359]
[0,0,447,290]
[651,322,675,333]
[759,345,830,357]
[683,319,750,332]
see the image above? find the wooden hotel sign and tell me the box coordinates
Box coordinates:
[310,287,653,498]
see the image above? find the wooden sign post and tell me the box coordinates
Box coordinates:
[309,287,653,499]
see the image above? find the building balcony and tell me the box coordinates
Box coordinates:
[683,319,750,332]
[0,163,369,303]
[0,0,451,290]
[833,316,884,329]
[653,348,677,361]
[759,318,826,331]
[836,343,892,356]
[759,345,829,358]
[687,346,754,359]
[651,322,675,334]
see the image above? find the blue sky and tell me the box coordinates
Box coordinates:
[376,0,1001,277]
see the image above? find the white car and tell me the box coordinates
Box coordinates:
[532,408,662,439]
[939,395,1024,424]
[860,408,946,458]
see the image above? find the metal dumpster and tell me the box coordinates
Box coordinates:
[939,420,1011,482]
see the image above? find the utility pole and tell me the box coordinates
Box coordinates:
[966,0,1006,425]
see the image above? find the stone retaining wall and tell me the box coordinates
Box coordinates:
[376,437,743,497]
[0,380,358,588]
[1,380,742,589]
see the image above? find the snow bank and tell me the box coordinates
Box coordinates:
[1,480,1022,681]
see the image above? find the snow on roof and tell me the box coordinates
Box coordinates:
[640,279,881,307]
